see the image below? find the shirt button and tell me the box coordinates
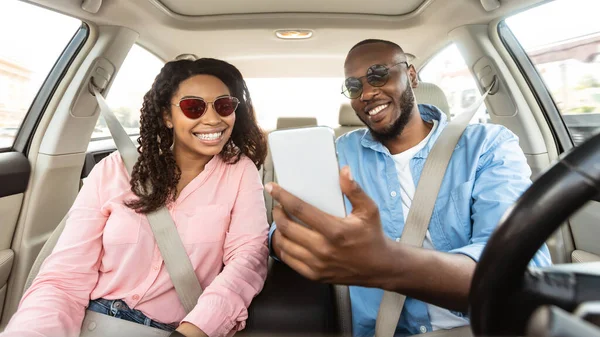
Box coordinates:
[390,191,397,197]
[395,237,401,242]
[132,294,140,300]
[153,265,160,271]
[420,326,427,333]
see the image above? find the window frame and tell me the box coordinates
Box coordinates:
[4,23,90,154]
[417,42,454,80]
[90,43,165,142]
[497,20,574,153]
[417,42,489,123]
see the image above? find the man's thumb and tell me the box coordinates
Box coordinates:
[339,166,378,216]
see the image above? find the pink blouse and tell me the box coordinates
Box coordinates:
[3,152,269,337]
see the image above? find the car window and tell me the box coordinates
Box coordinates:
[245,78,345,130]
[505,0,600,146]
[92,45,164,140]
[419,44,489,124]
[0,0,81,149]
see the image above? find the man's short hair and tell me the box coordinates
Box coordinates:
[349,39,404,54]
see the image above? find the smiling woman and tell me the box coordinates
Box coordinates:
[2,58,270,337]
[127,58,267,213]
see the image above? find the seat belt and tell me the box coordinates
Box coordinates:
[91,86,203,314]
[374,78,497,337]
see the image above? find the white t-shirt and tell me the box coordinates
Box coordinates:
[390,120,470,331]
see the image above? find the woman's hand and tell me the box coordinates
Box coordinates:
[175,322,208,337]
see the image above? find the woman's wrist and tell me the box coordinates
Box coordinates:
[174,322,208,337]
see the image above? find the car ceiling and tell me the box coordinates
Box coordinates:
[25,0,547,77]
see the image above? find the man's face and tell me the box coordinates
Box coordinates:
[344,43,418,142]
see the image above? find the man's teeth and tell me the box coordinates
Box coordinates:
[195,131,223,141]
[368,104,389,116]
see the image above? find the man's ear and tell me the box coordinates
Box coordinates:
[408,65,419,88]
[163,111,173,129]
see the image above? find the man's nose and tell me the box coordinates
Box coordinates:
[360,83,380,102]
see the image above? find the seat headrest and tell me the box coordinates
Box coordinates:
[338,104,364,126]
[276,117,318,130]
[337,82,451,126]
[413,82,450,118]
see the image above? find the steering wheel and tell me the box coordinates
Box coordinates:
[469,132,600,336]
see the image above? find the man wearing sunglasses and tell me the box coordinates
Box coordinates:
[266,39,551,336]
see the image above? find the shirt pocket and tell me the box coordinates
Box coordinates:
[104,204,141,245]
[183,204,230,244]
[430,180,474,250]
[449,179,474,236]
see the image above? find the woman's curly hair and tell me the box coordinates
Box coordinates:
[126,58,267,214]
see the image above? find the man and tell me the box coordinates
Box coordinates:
[267,39,551,336]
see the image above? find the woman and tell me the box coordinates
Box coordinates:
[3,58,269,337]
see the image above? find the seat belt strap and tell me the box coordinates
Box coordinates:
[92,86,203,314]
[374,78,496,337]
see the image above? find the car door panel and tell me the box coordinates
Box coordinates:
[0,152,30,317]
[0,153,30,199]
[0,23,140,327]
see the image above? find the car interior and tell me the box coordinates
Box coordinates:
[0,0,599,336]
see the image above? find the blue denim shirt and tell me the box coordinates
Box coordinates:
[269,104,552,336]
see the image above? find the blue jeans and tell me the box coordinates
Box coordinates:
[87,298,178,332]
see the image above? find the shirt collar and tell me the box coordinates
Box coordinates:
[360,104,448,159]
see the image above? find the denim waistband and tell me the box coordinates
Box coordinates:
[87,298,178,332]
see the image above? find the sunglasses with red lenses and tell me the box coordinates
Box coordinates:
[173,95,240,119]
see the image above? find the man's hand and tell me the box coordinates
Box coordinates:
[267,166,476,311]
[267,166,395,288]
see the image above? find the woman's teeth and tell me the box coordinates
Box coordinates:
[368,104,389,116]
[195,131,223,141]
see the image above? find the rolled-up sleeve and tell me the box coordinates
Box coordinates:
[2,160,109,337]
[183,159,269,337]
[449,128,552,267]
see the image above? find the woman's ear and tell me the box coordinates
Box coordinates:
[163,111,173,129]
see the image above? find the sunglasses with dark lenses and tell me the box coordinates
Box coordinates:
[173,95,240,119]
[341,62,409,99]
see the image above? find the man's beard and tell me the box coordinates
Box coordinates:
[368,81,415,144]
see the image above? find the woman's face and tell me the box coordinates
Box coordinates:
[165,74,236,161]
